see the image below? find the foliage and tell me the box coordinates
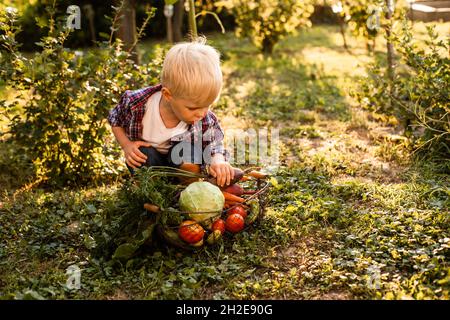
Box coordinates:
[0,0,211,51]
[0,24,448,301]
[354,21,450,163]
[217,0,314,54]
[92,167,181,261]
[165,0,227,40]
[338,0,380,49]
[392,23,449,160]
[0,0,117,51]
[272,166,449,299]
[1,164,447,299]
[195,0,236,32]
[332,0,406,52]
[0,5,161,187]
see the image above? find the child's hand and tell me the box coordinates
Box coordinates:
[123,140,152,169]
[209,159,235,187]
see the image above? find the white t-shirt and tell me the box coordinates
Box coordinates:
[141,91,189,154]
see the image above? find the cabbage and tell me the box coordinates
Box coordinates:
[179,181,225,225]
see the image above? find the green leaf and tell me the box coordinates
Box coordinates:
[164,0,179,5]
[136,223,156,246]
[98,32,110,40]
[112,243,139,260]
[35,16,48,29]
[84,234,97,249]
[270,176,281,189]
[21,290,45,300]
[85,204,97,213]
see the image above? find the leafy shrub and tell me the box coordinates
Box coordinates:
[196,0,236,32]
[335,0,406,52]
[2,0,237,52]
[0,5,161,186]
[218,0,314,54]
[337,0,380,52]
[354,21,449,164]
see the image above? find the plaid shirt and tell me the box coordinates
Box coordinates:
[107,84,229,161]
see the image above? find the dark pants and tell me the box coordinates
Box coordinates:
[126,146,170,175]
[126,141,200,175]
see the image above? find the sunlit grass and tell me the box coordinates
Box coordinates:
[0,22,448,300]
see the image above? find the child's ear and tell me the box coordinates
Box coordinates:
[161,87,173,101]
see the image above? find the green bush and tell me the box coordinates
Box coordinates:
[1,0,237,52]
[196,0,236,32]
[338,0,380,52]
[336,0,406,53]
[218,0,314,55]
[354,21,449,164]
[0,6,161,187]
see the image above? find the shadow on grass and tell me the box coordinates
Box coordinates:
[215,31,351,125]
[0,141,36,194]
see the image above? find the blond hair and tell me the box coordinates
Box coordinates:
[160,37,223,107]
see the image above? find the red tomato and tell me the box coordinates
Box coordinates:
[227,205,247,219]
[178,220,205,244]
[212,219,226,234]
[225,213,245,233]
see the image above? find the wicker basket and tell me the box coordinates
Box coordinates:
[144,175,271,251]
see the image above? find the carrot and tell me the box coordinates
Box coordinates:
[179,163,201,174]
[177,163,201,184]
[247,170,267,179]
[222,191,245,203]
[225,200,241,206]
[144,203,160,213]
[239,175,251,182]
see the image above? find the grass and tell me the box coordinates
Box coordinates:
[0,23,449,300]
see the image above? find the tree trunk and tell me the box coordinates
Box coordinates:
[173,0,185,42]
[366,40,371,55]
[167,15,173,43]
[117,0,139,64]
[262,37,275,56]
[338,15,349,52]
[83,4,96,44]
[385,0,395,82]
[187,0,197,40]
[385,0,395,115]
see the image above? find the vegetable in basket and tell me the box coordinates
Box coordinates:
[245,199,260,225]
[178,220,205,244]
[211,219,226,234]
[226,214,245,233]
[227,205,247,219]
[206,168,245,187]
[179,181,224,228]
[221,184,244,196]
[206,230,222,245]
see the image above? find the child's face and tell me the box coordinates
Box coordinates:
[163,88,210,124]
